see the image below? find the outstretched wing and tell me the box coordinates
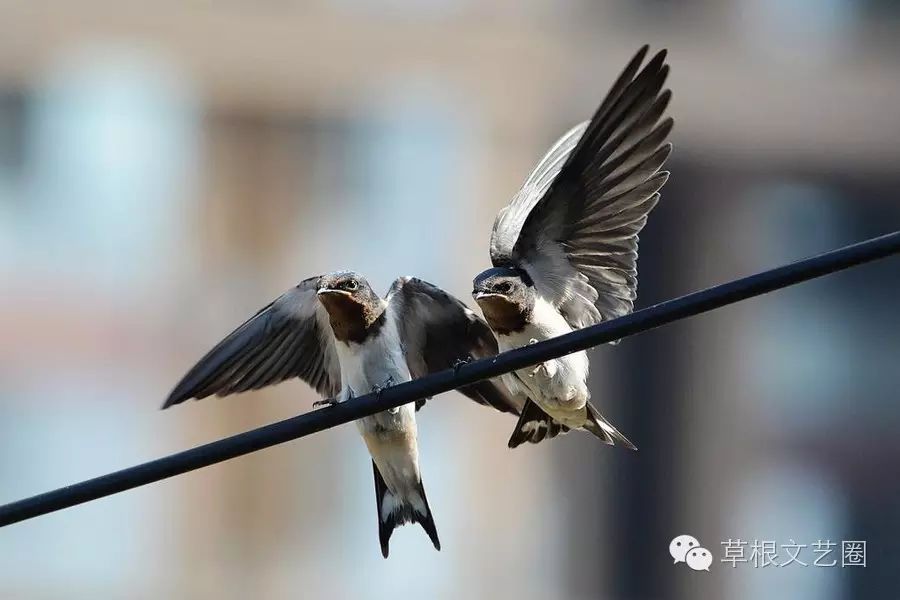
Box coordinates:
[490,45,673,329]
[387,277,524,414]
[163,276,341,408]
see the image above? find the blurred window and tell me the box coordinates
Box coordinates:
[21,48,198,296]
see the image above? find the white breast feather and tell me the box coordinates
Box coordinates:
[335,307,409,396]
[497,294,590,415]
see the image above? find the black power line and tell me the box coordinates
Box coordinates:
[1,231,899,528]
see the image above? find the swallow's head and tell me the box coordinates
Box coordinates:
[317,271,384,343]
[317,270,372,299]
[472,267,533,334]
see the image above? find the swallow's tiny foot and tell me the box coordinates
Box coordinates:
[372,375,395,396]
[530,360,556,379]
[313,398,338,408]
[452,358,470,374]
[528,338,539,345]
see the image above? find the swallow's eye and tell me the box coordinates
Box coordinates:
[344,279,359,291]
[494,281,513,294]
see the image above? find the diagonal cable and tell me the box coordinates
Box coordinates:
[0,231,898,528]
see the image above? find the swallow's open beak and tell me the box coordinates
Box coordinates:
[317,288,351,298]
[473,291,502,301]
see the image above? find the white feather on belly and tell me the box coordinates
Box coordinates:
[497,295,590,420]
[333,311,420,496]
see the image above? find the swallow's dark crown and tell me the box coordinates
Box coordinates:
[473,266,532,291]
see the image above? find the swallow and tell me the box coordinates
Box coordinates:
[163,271,522,557]
[472,45,673,449]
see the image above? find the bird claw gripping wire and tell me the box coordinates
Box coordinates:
[371,376,395,398]
[452,358,470,374]
[372,376,398,414]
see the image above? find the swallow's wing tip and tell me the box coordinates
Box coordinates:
[161,388,192,410]
[161,398,184,410]
[633,44,650,63]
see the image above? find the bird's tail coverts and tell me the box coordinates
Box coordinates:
[507,399,570,448]
[372,462,440,558]
[584,402,637,450]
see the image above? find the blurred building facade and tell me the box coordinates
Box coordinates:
[0,2,899,599]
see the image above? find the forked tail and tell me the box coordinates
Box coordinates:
[507,399,637,450]
[584,402,637,450]
[372,461,440,558]
[507,399,570,448]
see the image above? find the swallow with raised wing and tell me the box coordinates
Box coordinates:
[472,46,673,449]
[164,272,522,557]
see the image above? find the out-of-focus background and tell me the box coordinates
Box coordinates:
[1,2,899,599]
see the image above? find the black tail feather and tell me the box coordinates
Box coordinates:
[508,399,637,450]
[584,402,637,450]
[373,461,440,558]
[507,399,569,448]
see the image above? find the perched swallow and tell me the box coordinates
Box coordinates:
[473,45,673,449]
[164,272,522,557]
